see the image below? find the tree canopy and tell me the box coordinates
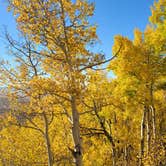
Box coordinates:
[0,0,166,166]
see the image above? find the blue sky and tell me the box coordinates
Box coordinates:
[0,0,154,60]
[92,0,154,58]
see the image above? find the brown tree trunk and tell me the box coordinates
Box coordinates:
[71,96,82,166]
[43,112,53,166]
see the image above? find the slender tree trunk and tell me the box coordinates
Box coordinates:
[150,105,156,141]
[139,108,146,166]
[124,145,130,166]
[43,112,53,166]
[146,108,150,154]
[112,146,116,166]
[71,96,82,166]
[124,145,128,166]
[1,159,6,166]
[109,119,116,166]
[149,82,156,141]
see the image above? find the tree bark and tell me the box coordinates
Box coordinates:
[43,112,53,166]
[149,82,156,141]
[112,146,116,166]
[139,108,146,166]
[71,96,82,166]
[150,105,156,141]
[124,145,130,166]
[146,108,150,154]
[124,145,127,166]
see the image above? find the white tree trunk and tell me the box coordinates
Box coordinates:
[146,108,150,154]
[43,112,53,166]
[139,109,146,166]
[71,96,82,166]
[150,105,156,141]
